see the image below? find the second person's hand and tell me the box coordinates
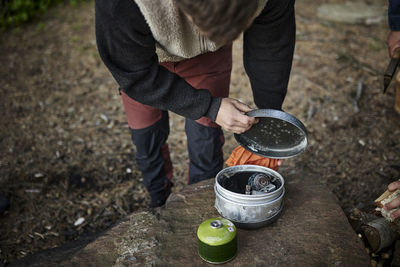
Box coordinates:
[387,31,400,58]
[384,180,400,220]
[215,98,258,134]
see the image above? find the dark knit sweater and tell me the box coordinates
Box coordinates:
[389,0,400,31]
[95,0,295,121]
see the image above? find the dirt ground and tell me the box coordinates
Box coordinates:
[0,0,398,264]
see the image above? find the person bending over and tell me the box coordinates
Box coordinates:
[95,0,295,207]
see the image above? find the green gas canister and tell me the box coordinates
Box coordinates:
[197,217,237,264]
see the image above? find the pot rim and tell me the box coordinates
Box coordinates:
[215,165,284,199]
[215,185,285,206]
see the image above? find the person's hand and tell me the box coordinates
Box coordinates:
[384,180,400,219]
[215,98,257,134]
[386,31,400,58]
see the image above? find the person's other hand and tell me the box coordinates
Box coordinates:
[215,98,257,134]
[387,31,400,58]
[384,180,400,219]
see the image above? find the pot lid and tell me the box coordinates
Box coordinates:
[197,218,236,246]
[234,109,308,159]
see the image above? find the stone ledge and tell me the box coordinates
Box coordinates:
[14,171,370,266]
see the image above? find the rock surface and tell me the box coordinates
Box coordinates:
[14,171,370,266]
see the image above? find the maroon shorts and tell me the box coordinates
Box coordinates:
[121,45,233,129]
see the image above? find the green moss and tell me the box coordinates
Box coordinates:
[0,0,89,30]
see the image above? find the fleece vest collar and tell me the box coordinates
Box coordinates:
[134,0,268,62]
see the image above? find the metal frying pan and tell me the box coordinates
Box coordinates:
[234,109,308,159]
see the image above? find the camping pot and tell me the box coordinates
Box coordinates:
[197,217,237,264]
[214,109,307,229]
[215,165,284,229]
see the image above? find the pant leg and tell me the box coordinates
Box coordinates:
[173,45,233,183]
[185,119,225,184]
[243,0,296,110]
[121,92,173,207]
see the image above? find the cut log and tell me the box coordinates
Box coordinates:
[348,208,379,232]
[348,208,400,253]
[362,217,399,252]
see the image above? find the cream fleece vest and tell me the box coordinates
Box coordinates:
[134,0,268,62]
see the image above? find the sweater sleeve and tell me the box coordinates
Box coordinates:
[243,0,295,110]
[94,0,220,121]
[389,0,400,31]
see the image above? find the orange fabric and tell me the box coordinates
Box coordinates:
[225,146,279,171]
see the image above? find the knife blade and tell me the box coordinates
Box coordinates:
[384,57,400,93]
[383,48,400,93]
